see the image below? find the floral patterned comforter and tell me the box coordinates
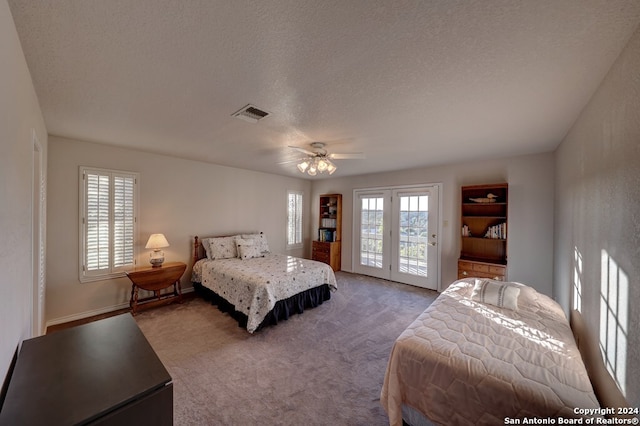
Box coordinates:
[193,254,337,332]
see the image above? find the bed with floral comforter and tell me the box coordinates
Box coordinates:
[192,253,337,333]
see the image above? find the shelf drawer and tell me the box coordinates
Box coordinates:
[458,260,492,273]
[313,252,331,263]
[489,265,506,275]
[458,260,474,270]
[312,241,331,253]
[473,264,489,273]
[458,259,506,281]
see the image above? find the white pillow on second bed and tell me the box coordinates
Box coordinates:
[471,279,521,310]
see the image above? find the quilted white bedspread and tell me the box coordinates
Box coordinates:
[381,279,599,425]
[194,254,337,333]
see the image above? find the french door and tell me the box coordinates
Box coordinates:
[353,185,440,289]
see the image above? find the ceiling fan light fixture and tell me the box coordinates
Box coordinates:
[297,159,310,173]
[317,158,328,172]
[295,156,337,176]
[307,164,317,176]
[290,142,352,176]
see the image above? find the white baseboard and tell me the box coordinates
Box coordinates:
[45,287,195,329]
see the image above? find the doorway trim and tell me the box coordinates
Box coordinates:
[32,129,46,336]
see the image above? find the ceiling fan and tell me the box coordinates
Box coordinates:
[287,142,365,176]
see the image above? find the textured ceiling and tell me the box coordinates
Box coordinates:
[8,0,640,178]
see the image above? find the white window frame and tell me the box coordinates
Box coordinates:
[79,166,139,283]
[286,190,304,250]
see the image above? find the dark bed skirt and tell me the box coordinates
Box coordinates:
[192,282,332,332]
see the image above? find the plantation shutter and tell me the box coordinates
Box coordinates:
[113,174,136,268]
[85,173,111,272]
[287,191,303,247]
[80,167,138,282]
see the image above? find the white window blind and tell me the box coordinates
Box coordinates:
[287,191,303,249]
[80,167,138,282]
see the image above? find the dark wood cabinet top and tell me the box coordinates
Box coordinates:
[0,314,171,425]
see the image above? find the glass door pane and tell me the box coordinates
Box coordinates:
[398,194,429,276]
[354,191,391,279]
[391,186,439,289]
[360,196,384,268]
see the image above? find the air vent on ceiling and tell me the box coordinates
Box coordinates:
[231,104,270,123]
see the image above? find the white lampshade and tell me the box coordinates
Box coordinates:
[317,158,328,172]
[145,233,170,249]
[297,160,310,173]
[327,161,337,174]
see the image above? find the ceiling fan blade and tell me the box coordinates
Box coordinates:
[329,152,366,160]
[288,145,316,156]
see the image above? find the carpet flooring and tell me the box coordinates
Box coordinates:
[134,271,438,426]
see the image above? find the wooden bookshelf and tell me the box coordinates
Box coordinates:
[312,194,342,271]
[458,183,508,280]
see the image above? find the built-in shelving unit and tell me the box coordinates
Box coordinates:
[458,183,508,280]
[312,193,342,271]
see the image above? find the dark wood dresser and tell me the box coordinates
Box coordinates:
[0,314,172,425]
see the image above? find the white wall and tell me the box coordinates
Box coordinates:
[554,24,640,407]
[0,0,48,384]
[46,136,311,324]
[311,152,555,295]
[46,136,555,324]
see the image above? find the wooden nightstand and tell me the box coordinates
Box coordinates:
[126,261,186,315]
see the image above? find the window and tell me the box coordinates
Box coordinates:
[79,167,138,282]
[287,190,303,249]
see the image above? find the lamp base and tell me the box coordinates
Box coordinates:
[149,250,165,267]
[149,258,164,267]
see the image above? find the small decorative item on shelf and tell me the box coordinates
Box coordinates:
[469,193,498,203]
[462,224,471,237]
[145,233,170,267]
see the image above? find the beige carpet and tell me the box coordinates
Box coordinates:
[135,271,438,426]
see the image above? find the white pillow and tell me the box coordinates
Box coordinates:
[471,279,520,310]
[236,238,263,260]
[208,236,238,259]
[241,233,270,254]
[201,238,214,259]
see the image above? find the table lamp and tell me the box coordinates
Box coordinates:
[145,233,169,267]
